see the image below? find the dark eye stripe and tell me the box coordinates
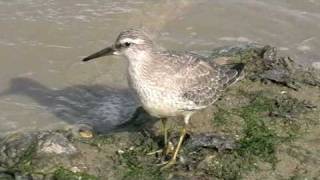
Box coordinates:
[115,43,122,49]
[115,42,131,49]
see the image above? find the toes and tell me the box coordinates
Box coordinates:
[161,141,175,156]
[146,149,163,155]
[160,160,176,170]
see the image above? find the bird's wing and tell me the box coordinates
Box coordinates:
[173,54,239,109]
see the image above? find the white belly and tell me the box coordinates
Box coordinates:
[138,87,183,118]
[129,80,182,117]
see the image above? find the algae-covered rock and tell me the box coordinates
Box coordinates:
[186,133,236,151]
[37,132,78,155]
[0,133,37,169]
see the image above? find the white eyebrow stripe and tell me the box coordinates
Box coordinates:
[120,38,145,44]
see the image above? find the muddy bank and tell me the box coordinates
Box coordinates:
[0,45,319,180]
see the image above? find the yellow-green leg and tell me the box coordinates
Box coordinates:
[161,113,191,170]
[172,126,187,160]
[147,118,169,156]
[162,118,168,147]
[160,118,175,158]
[161,124,187,170]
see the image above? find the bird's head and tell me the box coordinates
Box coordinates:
[82,29,154,62]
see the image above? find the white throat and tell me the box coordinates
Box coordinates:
[125,49,153,80]
[125,48,151,64]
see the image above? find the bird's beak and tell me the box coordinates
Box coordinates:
[82,45,118,62]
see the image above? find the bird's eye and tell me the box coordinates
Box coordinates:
[124,42,131,47]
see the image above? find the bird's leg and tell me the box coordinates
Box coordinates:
[162,118,168,147]
[161,118,175,157]
[161,114,190,170]
[160,125,187,169]
[172,125,187,161]
[147,118,172,156]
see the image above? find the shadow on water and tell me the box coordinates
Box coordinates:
[0,77,156,134]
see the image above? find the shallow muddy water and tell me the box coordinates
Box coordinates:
[0,0,320,136]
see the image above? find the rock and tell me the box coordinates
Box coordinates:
[298,69,320,87]
[262,46,277,62]
[259,67,299,90]
[29,131,84,177]
[219,44,320,89]
[186,133,237,151]
[196,155,216,170]
[0,133,37,168]
[37,132,78,155]
[269,95,316,120]
[210,43,264,59]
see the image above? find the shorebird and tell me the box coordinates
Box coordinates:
[82,29,243,168]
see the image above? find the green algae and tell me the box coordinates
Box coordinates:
[237,95,280,164]
[10,138,38,174]
[87,134,115,149]
[213,107,232,126]
[207,89,315,179]
[53,168,98,180]
[119,151,164,180]
[117,138,163,180]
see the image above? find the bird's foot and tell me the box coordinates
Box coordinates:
[146,149,163,156]
[160,159,176,170]
[162,141,175,156]
[147,141,174,156]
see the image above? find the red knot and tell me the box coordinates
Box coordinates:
[82,28,244,169]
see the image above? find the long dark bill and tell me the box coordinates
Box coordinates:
[82,46,116,62]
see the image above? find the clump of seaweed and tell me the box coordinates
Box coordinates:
[116,135,163,180]
[269,94,316,120]
[205,87,316,179]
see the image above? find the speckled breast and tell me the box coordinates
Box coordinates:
[128,69,184,118]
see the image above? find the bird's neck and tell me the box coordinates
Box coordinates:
[126,51,160,92]
[127,50,155,73]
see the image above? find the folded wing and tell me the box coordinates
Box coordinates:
[176,55,240,110]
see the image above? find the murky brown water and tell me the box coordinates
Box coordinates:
[0,0,320,136]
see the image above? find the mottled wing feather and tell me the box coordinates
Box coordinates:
[218,67,239,88]
[177,54,239,109]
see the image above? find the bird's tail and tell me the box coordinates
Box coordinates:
[225,63,245,86]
